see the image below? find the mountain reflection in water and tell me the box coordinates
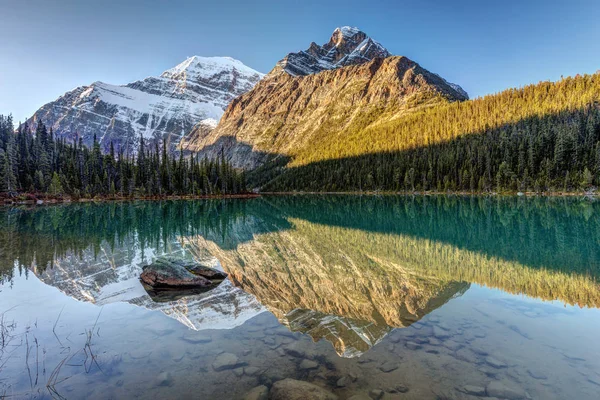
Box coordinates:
[2,196,600,400]
[1,196,599,359]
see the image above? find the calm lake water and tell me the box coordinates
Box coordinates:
[1,195,600,399]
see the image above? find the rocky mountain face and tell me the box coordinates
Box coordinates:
[181,27,468,169]
[268,26,391,77]
[27,56,264,154]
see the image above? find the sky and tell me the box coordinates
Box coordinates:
[1,0,599,123]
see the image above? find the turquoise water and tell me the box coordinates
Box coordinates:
[1,196,599,399]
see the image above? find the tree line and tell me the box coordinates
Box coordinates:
[0,117,247,198]
[259,72,600,193]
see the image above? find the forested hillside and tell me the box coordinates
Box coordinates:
[257,73,600,192]
[0,117,246,199]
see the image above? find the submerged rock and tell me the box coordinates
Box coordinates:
[379,361,398,373]
[270,379,338,400]
[244,385,269,400]
[347,395,371,400]
[140,257,226,288]
[299,359,319,370]
[457,385,486,396]
[155,371,174,387]
[486,356,508,369]
[336,376,349,387]
[486,381,529,400]
[212,352,244,371]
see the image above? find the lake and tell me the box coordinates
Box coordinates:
[1,195,599,399]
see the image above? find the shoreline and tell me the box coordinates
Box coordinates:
[2,189,597,206]
[1,193,260,206]
[259,190,597,198]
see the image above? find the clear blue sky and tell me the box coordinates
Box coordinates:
[1,0,599,123]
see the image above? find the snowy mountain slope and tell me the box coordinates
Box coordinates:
[27,56,264,154]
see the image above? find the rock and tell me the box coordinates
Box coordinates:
[140,257,212,288]
[424,347,440,354]
[433,326,451,339]
[527,369,547,380]
[128,350,152,360]
[388,384,409,393]
[244,385,269,400]
[348,372,359,382]
[414,337,429,344]
[270,378,338,400]
[212,353,244,371]
[441,340,461,351]
[486,381,528,400]
[486,356,507,368]
[181,332,212,344]
[428,338,442,346]
[155,371,173,387]
[299,359,319,370]
[379,361,398,373]
[284,342,308,358]
[171,349,186,362]
[233,367,245,377]
[437,322,451,331]
[369,389,384,400]
[260,370,286,385]
[347,395,371,400]
[473,329,487,338]
[244,366,261,376]
[336,376,349,387]
[185,264,228,280]
[454,348,480,364]
[469,341,489,356]
[458,385,486,396]
[314,372,328,381]
[405,341,421,350]
[389,335,402,343]
[358,357,376,364]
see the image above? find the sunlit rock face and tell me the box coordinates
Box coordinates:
[26,56,264,154]
[32,237,265,331]
[181,27,468,169]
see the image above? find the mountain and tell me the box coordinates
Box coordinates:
[26,56,264,154]
[180,27,468,169]
[268,26,391,77]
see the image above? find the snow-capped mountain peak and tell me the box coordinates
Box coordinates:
[268,26,391,77]
[333,26,361,39]
[163,56,263,79]
[27,56,264,154]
